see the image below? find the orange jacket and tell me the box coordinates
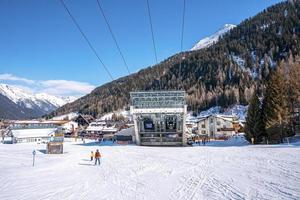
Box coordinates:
[95,152,101,158]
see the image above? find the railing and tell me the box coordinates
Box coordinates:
[162,137,182,142]
[141,137,182,143]
[141,138,162,143]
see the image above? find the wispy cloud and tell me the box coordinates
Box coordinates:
[40,80,95,96]
[0,73,35,84]
[0,73,96,97]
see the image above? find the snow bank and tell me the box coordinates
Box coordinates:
[198,105,248,121]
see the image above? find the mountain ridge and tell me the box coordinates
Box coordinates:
[0,84,77,119]
[191,24,236,51]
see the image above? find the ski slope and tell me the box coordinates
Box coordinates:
[0,140,300,200]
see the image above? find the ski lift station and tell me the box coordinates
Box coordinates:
[130,91,187,146]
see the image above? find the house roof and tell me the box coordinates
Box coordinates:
[196,114,236,123]
[10,128,57,139]
[76,114,94,124]
[12,120,70,125]
[102,127,119,132]
[115,127,134,136]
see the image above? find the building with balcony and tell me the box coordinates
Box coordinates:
[197,115,238,139]
[130,91,187,146]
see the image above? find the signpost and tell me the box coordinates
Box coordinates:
[32,150,36,167]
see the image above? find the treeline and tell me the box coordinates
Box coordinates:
[245,56,300,143]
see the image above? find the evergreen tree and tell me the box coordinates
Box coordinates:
[245,92,264,143]
[262,69,289,143]
[278,57,300,136]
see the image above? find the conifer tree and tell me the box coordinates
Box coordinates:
[245,92,264,143]
[262,69,288,143]
[279,57,300,136]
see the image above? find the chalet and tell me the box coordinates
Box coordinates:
[85,121,119,138]
[197,115,238,139]
[75,114,94,127]
[4,120,60,144]
[51,112,93,128]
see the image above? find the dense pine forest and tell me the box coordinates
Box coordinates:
[50,0,300,118]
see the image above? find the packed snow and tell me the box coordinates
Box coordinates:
[0,138,299,200]
[196,105,247,121]
[51,112,79,121]
[231,55,259,79]
[231,55,246,70]
[198,106,222,117]
[223,105,248,121]
[99,110,132,121]
[191,24,236,51]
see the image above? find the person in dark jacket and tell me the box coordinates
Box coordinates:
[94,149,101,165]
[202,137,206,146]
[90,151,94,161]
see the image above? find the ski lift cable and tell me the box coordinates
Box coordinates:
[146,0,158,64]
[180,0,186,53]
[95,0,131,75]
[178,0,186,90]
[59,0,114,81]
[59,0,128,117]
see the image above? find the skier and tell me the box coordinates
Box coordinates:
[90,151,94,161]
[94,149,101,165]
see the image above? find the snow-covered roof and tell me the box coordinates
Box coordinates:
[215,115,236,122]
[86,126,104,131]
[86,121,118,132]
[102,127,118,132]
[196,115,210,122]
[115,127,134,136]
[11,128,57,139]
[195,114,236,123]
[12,120,69,125]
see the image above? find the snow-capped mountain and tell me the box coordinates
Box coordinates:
[191,24,236,51]
[0,84,77,119]
[35,93,76,108]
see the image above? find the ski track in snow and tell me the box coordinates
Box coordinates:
[0,141,300,200]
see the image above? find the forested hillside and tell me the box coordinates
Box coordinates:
[50,0,300,118]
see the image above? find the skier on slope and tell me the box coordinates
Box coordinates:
[90,151,94,161]
[94,149,101,165]
[203,137,206,146]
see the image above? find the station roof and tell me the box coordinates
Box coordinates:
[130,90,186,109]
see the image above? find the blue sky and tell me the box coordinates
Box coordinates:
[0,0,283,96]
